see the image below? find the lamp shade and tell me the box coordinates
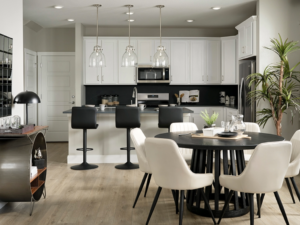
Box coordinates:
[13,91,41,104]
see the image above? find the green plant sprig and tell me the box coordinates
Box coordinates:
[200,110,219,126]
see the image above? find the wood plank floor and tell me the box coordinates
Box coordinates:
[1,142,300,225]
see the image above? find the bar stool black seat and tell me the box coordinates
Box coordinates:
[158,107,183,132]
[115,106,140,170]
[71,107,99,170]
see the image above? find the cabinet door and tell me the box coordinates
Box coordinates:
[84,39,100,84]
[190,41,206,84]
[209,107,224,127]
[101,40,118,84]
[238,28,245,59]
[154,40,171,59]
[138,40,154,65]
[170,40,189,84]
[245,22,253,57]
[207,40,221,84]
[118,40,137,84]
[221,39,236,84]
[226,108,239,121]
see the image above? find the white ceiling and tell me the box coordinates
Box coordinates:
[23,0,257,29]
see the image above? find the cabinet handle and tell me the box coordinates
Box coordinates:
[133,74,136,81]
[202,75,204,81]
[207,75,208,81]
[102,75,104,82]
[222,75,224,81]
[97,75,99,81]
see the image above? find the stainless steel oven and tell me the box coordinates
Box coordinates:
[137,66,170,83]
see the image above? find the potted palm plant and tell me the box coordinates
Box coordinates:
[200,110,219,128]
[247,34,300,136]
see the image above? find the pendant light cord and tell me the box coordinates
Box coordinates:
[96,6,99,46]
[129,6,131,45]
[160,7,162,46]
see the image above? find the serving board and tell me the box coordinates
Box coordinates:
[191,133,251,140]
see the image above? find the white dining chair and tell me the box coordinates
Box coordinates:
[131,128,179,212]
[243,122,261,162]
[144,138,216,225]
[170,122,198,164]
[218,141,292,225]
[259,130,300,206]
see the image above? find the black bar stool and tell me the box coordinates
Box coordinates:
[158,107,183,132]
[115,106,140,170]
[71,107,99,170]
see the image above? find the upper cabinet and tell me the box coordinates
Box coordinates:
[170,40,189,85]
[236,16,257,59]
[118,40,137,85]
[83,38,101,84]
[137,40,154,65]
[221,37,237,84]
[101,40,118,84]
[207,40,221,84]
[190,40,206,84]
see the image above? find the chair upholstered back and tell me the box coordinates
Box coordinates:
[244,122,261,156]
[223,141,292,193]
[71,107,98,129]
[130,128,151,174]
[286,130,300,177]
[115,106,141,128]
[158,107,183,129]
[145,138,213,190]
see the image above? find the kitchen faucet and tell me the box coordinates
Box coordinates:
[132,87,138,106]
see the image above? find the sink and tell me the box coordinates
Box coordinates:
[126,104,137,107]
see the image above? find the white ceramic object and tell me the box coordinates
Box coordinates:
[99,104,106,111]
[203,127,224,137]
[169,104,177,107]
[139,104,147,111]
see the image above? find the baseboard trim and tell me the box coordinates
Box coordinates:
[67,154,138,164]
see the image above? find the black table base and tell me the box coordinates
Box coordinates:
[186,149,250,218]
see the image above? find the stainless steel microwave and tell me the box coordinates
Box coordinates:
[136,66,170,83]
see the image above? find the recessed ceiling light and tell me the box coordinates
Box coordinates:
[54,5,63,9]
[212,6,221,10]
[67,19,75,22]
[126,12,134,15]
[128,19,134,22]
[187,20,194,23]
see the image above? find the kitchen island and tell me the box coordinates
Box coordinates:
[63,107,194,164]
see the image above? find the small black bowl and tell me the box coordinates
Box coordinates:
[217,132,238,138]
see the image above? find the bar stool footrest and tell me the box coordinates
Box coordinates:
[120,147,135,150]
[76,148,93,151]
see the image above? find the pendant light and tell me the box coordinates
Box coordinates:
[153,5,169,67]
[89,4,106,67]
[122,5,138,67]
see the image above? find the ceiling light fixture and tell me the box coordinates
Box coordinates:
[122,5,138,67]
[212,6,221,10]
[54,5,63,9]
[89,4,106,67]
[187,20,194,22]
[67,19,75,22]
[153,5,169,67]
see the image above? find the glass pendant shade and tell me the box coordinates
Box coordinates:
[89,46,106,67]
[122,45,138,67]
[153,46,169,67]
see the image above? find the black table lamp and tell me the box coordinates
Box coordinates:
[13,91,41,125]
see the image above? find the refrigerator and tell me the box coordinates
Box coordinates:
[239,60,256,122]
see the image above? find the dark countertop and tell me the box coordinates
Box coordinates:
[63,107,194,114]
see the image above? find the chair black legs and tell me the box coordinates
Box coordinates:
[274,192,290,225]
[133,173,148,208]
[171,190,179,214]
[249,194,254,225]
[290,177,300,202]
[144,174,152,197]
[256,194,261,218]
[200,188,216,224]
[146,187,162,225]
[179,190,184,225]
[218,190,234,224]
[285,178,295,204]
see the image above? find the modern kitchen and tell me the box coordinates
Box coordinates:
[1,0,300,224]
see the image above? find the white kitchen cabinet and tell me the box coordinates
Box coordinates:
[101,40,118,84]
[221,37,236,84]
[209,107,224,127]
[170,40,189,85]
[190,41,206,84]
[118,40,137,84]
[207,40,221,84]
[226,108,239,121]
[138,40,154,65]
[83,38,101,84]
[236,16,257,59]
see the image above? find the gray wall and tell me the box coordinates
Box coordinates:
[84,26,238,37]
[257,0,300,139]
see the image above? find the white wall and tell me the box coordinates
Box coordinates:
[257,0,300,139]
[0,0,24,123]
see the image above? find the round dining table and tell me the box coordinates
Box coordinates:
[155,131,284,218]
